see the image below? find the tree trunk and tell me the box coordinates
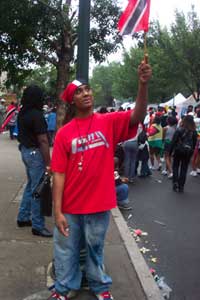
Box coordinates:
[56,56,71,129]
[54,14,74,129]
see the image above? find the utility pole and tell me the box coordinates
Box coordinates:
[76,0,91,82]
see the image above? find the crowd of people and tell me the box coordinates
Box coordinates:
[98,103,200,194]
[0,98,57,145]
[0,57,200,300]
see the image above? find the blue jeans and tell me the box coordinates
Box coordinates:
[53,212,112,295]
[124,140,138,180]
[17,146,45,230]
[140,160,152,176]
[116,183,129,205]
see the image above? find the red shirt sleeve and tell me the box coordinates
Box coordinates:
[109,110,138,146]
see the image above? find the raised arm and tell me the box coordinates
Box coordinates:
[130,58,152,127]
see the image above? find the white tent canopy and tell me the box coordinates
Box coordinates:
[183,94,198,107]
[121,102,135,110]
[160,93,187,107]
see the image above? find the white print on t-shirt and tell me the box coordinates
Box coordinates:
[71,131,109,154]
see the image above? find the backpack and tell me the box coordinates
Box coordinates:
[176,129,193,156]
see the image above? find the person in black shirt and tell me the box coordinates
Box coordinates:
[170,115,197,193]
[17,85,52,237]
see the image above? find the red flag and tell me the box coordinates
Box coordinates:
[0,107,17,133]
[118,0,151,36]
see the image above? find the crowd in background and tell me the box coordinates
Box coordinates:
[98,103,200,194]
[0,99,57,146]
[1,98,200,197]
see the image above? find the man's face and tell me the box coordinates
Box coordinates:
[73,84,94,111]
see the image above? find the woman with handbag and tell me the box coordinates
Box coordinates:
[169,115,197,192]
[17,85,52,237]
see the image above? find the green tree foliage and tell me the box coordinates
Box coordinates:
[0,0,121,98]
[24,65,57,99]
[90,64,114,106]
[168,7,200,100]
[91,6,200,105]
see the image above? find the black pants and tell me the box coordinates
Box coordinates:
[8,125,15,139]
[172,151,191,188]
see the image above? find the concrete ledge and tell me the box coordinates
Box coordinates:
[111,208,164,300]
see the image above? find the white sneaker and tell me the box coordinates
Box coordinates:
[162,170,168,175]
[196,168,200,174]
[190,170,197,177]
[151,166,157,170]
[168,173,173,179]
[96,291,113,300]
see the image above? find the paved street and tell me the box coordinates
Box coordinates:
[122,169,200,300]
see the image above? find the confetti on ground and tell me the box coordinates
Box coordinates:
[134,229,142,236]
[127,214,133,220]
[141,231,148,236]
[154,220,166,226]
[157,180,162,183]
[128,227,134,234]
[140,247,151,254]
[150,268,156,275]
[135,236,140,242]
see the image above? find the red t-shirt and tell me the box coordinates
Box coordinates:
[51,111,138,214]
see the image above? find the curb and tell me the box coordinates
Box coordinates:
[111,208,164,300]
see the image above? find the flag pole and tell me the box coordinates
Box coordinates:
[144,31,148,64]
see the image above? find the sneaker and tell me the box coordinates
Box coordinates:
[17,220,32,227]
[167,173,173,179]
[32,227,53,237]
[96,291,113,300]
[118,203,132,211]
[173,183,178,192]
[48,288,77,299]
[158,164,162,171]
[161,170,168,175]
[196,168,200,174]
[48,292,69,300]
[150,166,157,170]
[190,170,197,177]
[178,186,184,193]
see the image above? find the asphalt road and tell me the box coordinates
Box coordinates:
[122,169,200,300]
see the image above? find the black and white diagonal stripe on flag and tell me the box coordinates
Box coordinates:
[118,0,151,36]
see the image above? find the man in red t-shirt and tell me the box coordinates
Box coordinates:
[49,59,152,300]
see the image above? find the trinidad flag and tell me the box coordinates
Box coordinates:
[118,0,151,36]
[0,107,17,133]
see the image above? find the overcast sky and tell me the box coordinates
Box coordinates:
[103,0,200,65]
[118,0,200,25]
[90,1,200,72]
[149,0,200,26]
